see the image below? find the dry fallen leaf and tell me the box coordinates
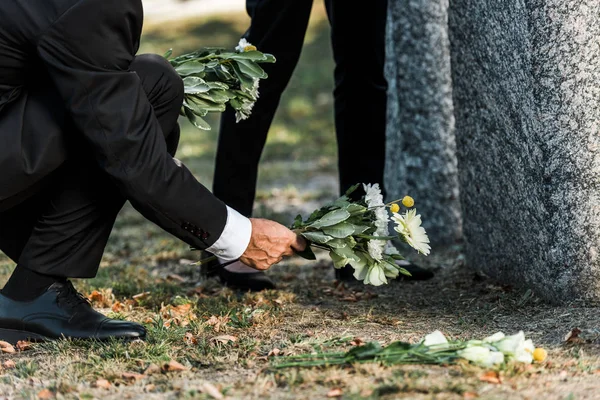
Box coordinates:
[211,335,238,344]
[565,328,582,343]
[122,372,144,381]
[37,389,54,399]
[3,360,16,369]
[350,337,364,346]
[144,363,161,375]
[327,388,343,398]
[0,341,16,354]
[132,292,150,301]
[166,273,187,283]
[111,301,125,312]
[201,382,224,400]
[16,341,33,351]
[95,379,111,389]
[184,332,198,345]
[268,348,281,357]
[464,392,479,399]
[479,371,502,384]
[163,360,187,372]
[145,384,156,392]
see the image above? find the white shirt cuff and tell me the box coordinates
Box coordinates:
[206,206,252,261]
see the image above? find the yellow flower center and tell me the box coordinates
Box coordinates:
[244,45,257,52]
[402,196,415,208]
[533,348,547,362]
[390,203,400,213]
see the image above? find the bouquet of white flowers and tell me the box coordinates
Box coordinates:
[292,183,431,286]
[273,331,548,369]
[166,39,275,130]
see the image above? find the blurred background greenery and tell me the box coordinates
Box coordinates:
[141,3,339,199]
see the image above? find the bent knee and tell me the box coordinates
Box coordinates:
[130,54,184,105]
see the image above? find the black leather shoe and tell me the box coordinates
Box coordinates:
[202,258,276,292]
[335,262,434,282]
[0,281,146,344]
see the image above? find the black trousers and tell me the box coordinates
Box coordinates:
[0,54,183,278]
[213,0,389,217]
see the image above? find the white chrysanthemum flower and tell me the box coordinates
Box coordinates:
[363,264,387,286]
[458,346,505,367]
[363,183,389,260]
[483,332,506,343]
[423,331,448,347]
[235,38,255,53]
[367,240,384,261]
[392,209,431,256]
[491,331,534,364]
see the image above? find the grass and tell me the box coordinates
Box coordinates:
[1,4,600,400]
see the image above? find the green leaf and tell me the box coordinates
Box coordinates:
[230,62,256,90]
[344,183,361,197]
[184,107,211,130]
[236,59,268,79]
[327,239,349,249]
[176,62,206,76]
[330,251,348,269]
[292,215,303,229]
[263,53,276,63]
[301,232,334,244]
[309,209,351,229]
[222,51,269,61]
[322,222,356,239]
[332,246,360,263]
[295,246,317,260]
[352,225,370,235]
[347,204,367,214]
[345,342,382,361]
[388,254,406,261]
[163,48,173,59]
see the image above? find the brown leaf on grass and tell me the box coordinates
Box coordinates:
[111,301,125,312]
[163,360,187,372]
[16,340,33,351]
[184,332,198,345]
[0,341,16,353]
[145,384,156,392]
[161,303,197,328]
[327,388,343,398]
[206,315,230,333]
[211,335,238,344]
[268,348,281,357]
[464,392,479,399]
[132,292,150,301]
[479,371,502,384]
[88,290,104,303]
[341,295,357,302]
[200,382,224,399]
[565,328,582,343]
[350,337,364,346]
[94,379,111,389]
[144,363,161,375]
[37,389,55,399]
[122,372,144,381]
[3,360,16,369]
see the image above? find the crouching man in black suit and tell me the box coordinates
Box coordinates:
[0,0,305,344]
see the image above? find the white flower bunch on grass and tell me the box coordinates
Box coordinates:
[273,330,548,369]
[165,38,274,130]
[292,183,431,286]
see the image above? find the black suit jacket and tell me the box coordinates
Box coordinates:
[0,0,228,250]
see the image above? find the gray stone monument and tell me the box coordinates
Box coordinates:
[449,0,600,303]
[385,0,462,245]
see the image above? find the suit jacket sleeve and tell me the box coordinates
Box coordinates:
[35,0,228,250]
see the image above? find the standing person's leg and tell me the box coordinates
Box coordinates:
[0,54,183,301]
[324,0,388,197]
[210,0,314,290]
[213,0,314,217]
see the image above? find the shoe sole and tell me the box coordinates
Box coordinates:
[0,328,48,344]
[0,328,146,345]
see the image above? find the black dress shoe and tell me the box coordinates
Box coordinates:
[335,262,435,282]
[0,281,146,344]
[202,258,276,292]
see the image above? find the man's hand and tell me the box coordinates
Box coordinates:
[239,218,307,271]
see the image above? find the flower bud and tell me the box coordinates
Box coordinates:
[402,196,415,208]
